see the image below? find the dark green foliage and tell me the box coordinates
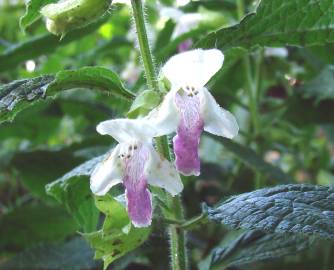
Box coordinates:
[202,230,315,270]
[0,237,97,270]
[208,184,334,239]
[0,67,133,124]
[0,205,79,251]
[0,75,54,123]
[198,0,334,50]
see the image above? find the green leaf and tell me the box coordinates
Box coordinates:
[20,0,57,31]
[198,0,334,50]
[201,230,315,270]
[47,176,99,233]
[299,65,334,102]
[84,195,150,269]
[46,154,107,232]
[9,148,84,202]
[47,67,135,100]
[212,136,293,183]
[0,237,97,270]
[0,75,55,123]
[127,90,160,118]
[0,204,79,251]
[208,184,334,240]
[0,15,109,73]
[0,67,133,124]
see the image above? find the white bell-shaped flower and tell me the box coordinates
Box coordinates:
[147,49,239,176]
[90,119,183,227]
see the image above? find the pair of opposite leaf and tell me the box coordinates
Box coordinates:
[90,49,239,227]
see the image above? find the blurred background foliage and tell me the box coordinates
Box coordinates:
[0,0,334,269]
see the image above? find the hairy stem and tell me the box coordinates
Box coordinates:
[130,0,159,93]
[130,1,187,269]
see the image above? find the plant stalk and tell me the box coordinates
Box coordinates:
[236,0,260,135]
[130,1,187,269]
[130,0,159,93]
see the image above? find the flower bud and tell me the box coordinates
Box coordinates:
[41,0,111,36]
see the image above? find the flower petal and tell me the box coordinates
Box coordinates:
[96,118,157,142]
[162,49,224,88]
[90,145,123,196]
[201,88,239,139]
[145,88,179,137]
[145,144,183,196]
[123,144,152,227]
[173,91,204,176]
[124,177,152,227]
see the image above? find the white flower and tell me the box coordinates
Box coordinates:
[160,7,202,51]
[90,119,183,228]
[146,49,239,176]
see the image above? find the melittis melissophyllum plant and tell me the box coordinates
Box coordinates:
[90,49,239,227]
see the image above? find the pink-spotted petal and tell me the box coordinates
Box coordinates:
[173,91,204,176]
[122,143,152,227]
[124,177,152,227]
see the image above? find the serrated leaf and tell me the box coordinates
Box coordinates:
[0,67,133,124]
[0,204,79,252]
[0,237,97,270]
[212,136,293,183]
[299,65,334,102]
[208,184,334,240]
[20,0,57,31]
[46,154,107,232]
[0,15,109,72]
[202,230,315,270]
[84,195,150,269]
[198,0,334,50]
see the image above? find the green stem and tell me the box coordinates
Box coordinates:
[237,0,264,189]
[244,56,260,134]
[236,0,260,135]
[130,0,159,93]
[179,213,208,230]
[168,196,188,270]
[130,1,187,269]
